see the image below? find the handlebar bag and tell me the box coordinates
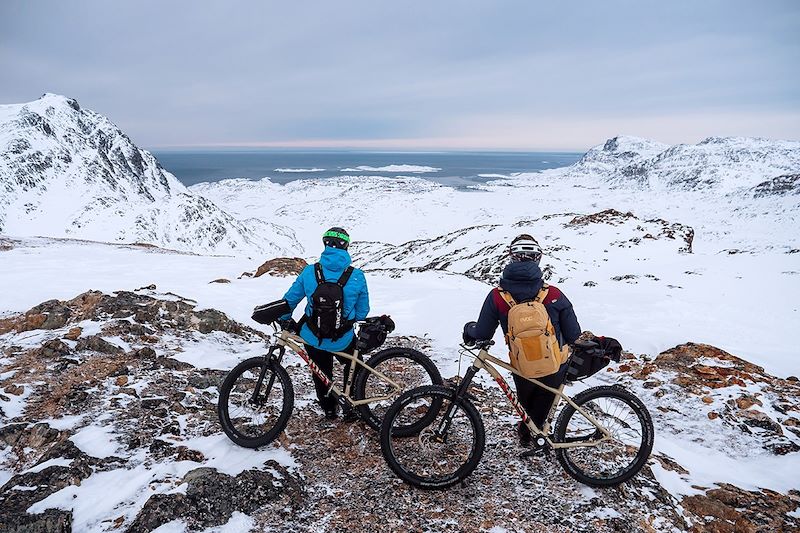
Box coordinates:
[565,336,622,382]
[252,299,291,325]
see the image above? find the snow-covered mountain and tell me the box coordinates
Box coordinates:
[565,135,670,183]
[0,94,299,256]
[566,135,800,193]
[351,209,694,284]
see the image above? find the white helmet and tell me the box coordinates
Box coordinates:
[509,234,542,263]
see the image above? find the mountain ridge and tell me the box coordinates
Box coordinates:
[0,93,299,256]
[566,134,800,193]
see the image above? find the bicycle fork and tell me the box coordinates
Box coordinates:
[251,345,285,405]
[434,365,480,442]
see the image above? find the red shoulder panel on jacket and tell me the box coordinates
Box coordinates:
[545,285,562,303]
[492,288,511,314]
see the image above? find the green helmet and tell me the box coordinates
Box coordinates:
[323,227,350,250]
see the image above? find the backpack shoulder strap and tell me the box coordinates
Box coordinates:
[535,283,550,303]
[337,266,354,288]
[314,263,325,284]
[497,288,517,307]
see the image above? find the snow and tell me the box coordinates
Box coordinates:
[2,105,800,526]
[150,513,255,533]
[340,164,441,173]
[69,423,121,459]
[274,168,325,173]
[25,433,295,531]
[175,434,298,475]
[0,382,31,418]
[22,457,74,474]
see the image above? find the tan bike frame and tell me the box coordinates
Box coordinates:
[273,329,403,407]
[463,344,613,449]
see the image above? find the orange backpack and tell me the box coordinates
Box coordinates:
[498,285,570,378]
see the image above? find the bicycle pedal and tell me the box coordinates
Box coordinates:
[519,447,547,459]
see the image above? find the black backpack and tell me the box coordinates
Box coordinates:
[307,263,354,342]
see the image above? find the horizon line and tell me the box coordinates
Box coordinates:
[142,137,595,153]
[145,145,587,154]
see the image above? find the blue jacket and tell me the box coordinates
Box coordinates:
[282,246,370,351]
[466,261,581,347]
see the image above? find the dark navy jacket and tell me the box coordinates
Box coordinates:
[466,261,581,347]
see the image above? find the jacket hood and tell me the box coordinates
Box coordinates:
[319,246,352,272]
[501,260,542,282]
[499,260,543,301]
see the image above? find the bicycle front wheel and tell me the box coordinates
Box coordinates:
[217,356,294,448]
[380,385,485,490]
[353,347,442,432]
[553,385,654,487]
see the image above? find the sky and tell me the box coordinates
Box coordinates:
[1,1,799,151]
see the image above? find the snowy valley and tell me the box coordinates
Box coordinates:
[1,95,799,532]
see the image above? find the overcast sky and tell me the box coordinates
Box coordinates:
[1,1,798,151]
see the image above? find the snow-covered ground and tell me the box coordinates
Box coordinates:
[1,103,799,530]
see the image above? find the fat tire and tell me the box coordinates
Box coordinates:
[553,385,653,487]
[380,385,485,490]
[217,356,294,448]
[353,347,443,431]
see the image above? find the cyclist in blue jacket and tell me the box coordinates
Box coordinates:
[281,227,370,420]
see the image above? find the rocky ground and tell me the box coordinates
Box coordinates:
[0,291,798,532]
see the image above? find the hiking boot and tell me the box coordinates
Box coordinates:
[517,421,532,446]
[341,405,358,422]
[324,406,338,420]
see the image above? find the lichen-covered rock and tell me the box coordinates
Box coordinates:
[127,464,303,532]
[682,484,800,532]
[0,508,72,533]
[75,334,124,355]
[253,257,308,277]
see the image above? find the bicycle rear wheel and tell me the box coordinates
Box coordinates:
[380,385,485,490]
[217,356,294,448]
[353,347,442,432]
[553,385,653,487]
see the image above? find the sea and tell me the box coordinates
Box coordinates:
[151,150,581,188]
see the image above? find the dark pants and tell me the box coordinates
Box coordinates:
[306,340,357,410]
[513,363,567,433]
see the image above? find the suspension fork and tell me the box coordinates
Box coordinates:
[251,345,285,404]
[435,365,479,438]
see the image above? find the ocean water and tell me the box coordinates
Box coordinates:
[151,150,581,188]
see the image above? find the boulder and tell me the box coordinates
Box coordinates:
[75,335,124,355]
[253,257,308,278]
[127,464,303,532]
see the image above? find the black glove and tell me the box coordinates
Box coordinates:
[380,314,396,333]
[277,318,298,333]
[462,321,477,346]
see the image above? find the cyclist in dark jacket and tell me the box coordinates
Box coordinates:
[281,227,370,420]
[463,234,581,443]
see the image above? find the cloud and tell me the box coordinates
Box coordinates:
[1,0,798,150]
